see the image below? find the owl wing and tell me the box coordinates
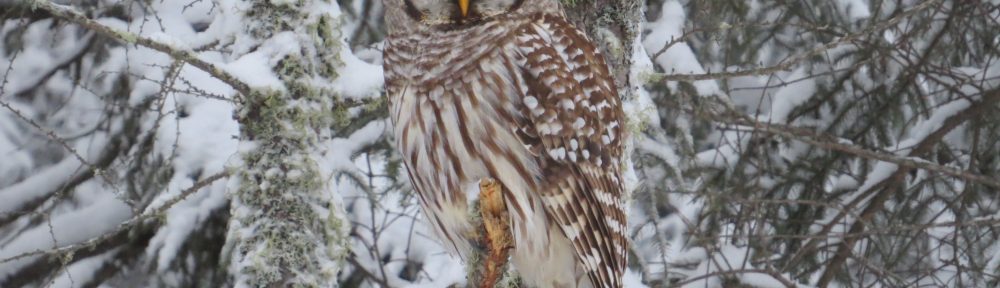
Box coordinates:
[510,14,627,287]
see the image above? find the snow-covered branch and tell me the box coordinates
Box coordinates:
[648,0,943,82]
[702,95,1000,189]
[27,0,253,98]
[0,171,229,265]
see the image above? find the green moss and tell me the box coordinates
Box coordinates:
[277,56,309,80]
[235,148,329,287]
[497,269,524,288]
[308,15,344,79]
[626,105,654,135]
[113,30,138,44]
[235,84,335,287]
[365,95,385,112]
[239,89,286,139]
[639,70,666,85]
[331,100,351,129]
[244,1,304,38]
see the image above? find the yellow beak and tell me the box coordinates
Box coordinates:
[459,0,470,17]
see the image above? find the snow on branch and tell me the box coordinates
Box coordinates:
[649,0,943,82]
[0,171,229,265]
[26,0,251,96]
[814,88,1000,286]
[21,0,384,112]
[700,93,1000,189]
[25,0,390,116]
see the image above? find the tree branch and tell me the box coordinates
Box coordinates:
[25,0,252,98]
[0,171,230,266]
[700,97,1000,189]
[650,0,942,82]
[814,89,1000,287]
[686,88,1000,285]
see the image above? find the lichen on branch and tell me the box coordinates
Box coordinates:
[221,1,350,287]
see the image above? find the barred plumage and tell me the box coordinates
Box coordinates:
[383,1,626,287]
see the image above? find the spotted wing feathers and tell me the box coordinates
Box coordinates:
[512,14,627,288]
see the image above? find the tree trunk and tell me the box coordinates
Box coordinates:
[563,0,645,97]
[222,1,350,287]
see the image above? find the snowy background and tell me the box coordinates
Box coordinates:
[2,0,1000,287]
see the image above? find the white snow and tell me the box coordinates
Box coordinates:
[149,32,193,51]
[0,149,98,214]
[675,245,799,288]
[333,45,385,99]
[857,161,898,198]
[643,1,723,97]
[766,68,817,123]
[48,250,117,288]
[836,0,872,21]
[0,116,31,187]
[223,51,285,90]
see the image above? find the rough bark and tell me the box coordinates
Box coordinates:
[562,0,645,97]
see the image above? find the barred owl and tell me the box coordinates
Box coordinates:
[382,0,627,286]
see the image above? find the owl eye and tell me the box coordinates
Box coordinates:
[510,0,525,12]
[402,0,423,20]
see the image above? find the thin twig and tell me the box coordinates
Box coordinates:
[0,171,230,264]
[27,0,252,98]
[651,0,943,82]
[701,100,1000,189]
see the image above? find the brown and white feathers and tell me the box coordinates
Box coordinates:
[382,0,627,286]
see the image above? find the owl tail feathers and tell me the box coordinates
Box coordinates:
[467,178,516,288]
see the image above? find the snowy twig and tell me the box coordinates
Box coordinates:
[24,0,382,110]
[0,96,150,227]
[814,87,1000,286]
[650,21,843,62]
[700,216,1000,241]
[0,99,104,181]
[650,0,943,82]
[0,16,24,97]
[0,171,230,265]
[705,107,1000,189]
[673,268,796,288]
[26,0,253,98]
[651,28,702,61]
[344,252,392,287]
[680,85,1000,283]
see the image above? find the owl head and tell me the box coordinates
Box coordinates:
[383,0,561,31]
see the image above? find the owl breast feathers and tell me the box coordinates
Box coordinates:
[383,1,627,286]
